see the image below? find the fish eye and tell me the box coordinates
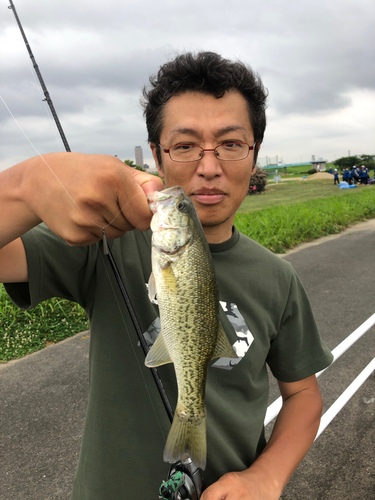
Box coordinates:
[177,201,187,212]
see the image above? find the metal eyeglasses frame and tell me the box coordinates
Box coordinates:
[159,141,256,163]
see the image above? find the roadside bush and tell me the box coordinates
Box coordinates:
[307,168,317,175]
[249,167,267,194]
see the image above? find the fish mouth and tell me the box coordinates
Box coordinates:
[158,246,183,256]
[157,186,185,197]
[147,186,185,213]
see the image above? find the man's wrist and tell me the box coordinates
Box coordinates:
[243,460,284,498]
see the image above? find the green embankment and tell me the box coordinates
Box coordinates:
[235,184,375,253]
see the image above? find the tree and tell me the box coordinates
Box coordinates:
[333,156,360,170]
[359,154,375,163]
[333,155,375,171]
[124,159,144,171]
[358,155,375,170]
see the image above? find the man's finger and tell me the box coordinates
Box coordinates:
[132,168,165,196]
[117,169,164,231]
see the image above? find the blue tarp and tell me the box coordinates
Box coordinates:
[338,182,357,189]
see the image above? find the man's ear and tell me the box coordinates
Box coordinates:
[150,143,164,178]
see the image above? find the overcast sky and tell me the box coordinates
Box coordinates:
[1,0,374,171]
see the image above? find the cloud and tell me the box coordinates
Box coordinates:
[1,0,374,172]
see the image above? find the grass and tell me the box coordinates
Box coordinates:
[0,285,89,362]
[238,179,371,212]
[265,163,338,179]
[1,178,374,361]
[235,183,375,253]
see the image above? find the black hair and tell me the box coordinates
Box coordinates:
[142,51,268,166]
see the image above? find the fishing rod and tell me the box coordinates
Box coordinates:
[7,0,173,420]
[103,237,204,499]
[8,0,71,152]
[9,5,203,496]
[102,232,204,498]
[102,230,174,422]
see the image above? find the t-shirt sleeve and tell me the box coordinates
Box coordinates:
[266,269,333,382]
[4,224,98,312]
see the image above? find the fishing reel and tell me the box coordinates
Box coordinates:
[159,457,204,500]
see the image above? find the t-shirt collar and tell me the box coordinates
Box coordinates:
[208,226,240,253]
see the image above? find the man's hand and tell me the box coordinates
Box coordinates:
[200,467,281,500]
[13,152,164,247]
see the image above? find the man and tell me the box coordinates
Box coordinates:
[0,52,332,499]
[347,167,352,185]
[334,169,339,185]
[351,165,358,184]
[342,168,348,184]
[361,165,369,185]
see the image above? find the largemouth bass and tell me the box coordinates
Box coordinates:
[146,186,237,470]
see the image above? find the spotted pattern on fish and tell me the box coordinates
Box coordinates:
[144,186,237,469]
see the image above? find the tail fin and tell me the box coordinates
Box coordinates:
[163,414,207,470]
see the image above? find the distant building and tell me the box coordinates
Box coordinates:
[311,160,327,172]
[147,164,159,173]
[135,146,144,168]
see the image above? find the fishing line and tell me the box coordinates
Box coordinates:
[0,94,144,233]
[2,94,172,441]
[5,3,178,488]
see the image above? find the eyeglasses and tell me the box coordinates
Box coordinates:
[159,141,255,163]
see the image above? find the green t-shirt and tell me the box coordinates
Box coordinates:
[6,225,333,499]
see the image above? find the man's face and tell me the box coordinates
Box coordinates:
[151,90,257,243]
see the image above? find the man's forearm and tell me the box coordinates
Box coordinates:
[246,375,323,495]
[0,157,42,249]
[201,375,323,500]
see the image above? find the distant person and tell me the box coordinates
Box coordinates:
[362,165,369,185]
[342,168,348,183]
[351,166,358,184]
[334,169,340,185]
[347,168,352,185]
[359,166,367,185]
[358,166,363,184]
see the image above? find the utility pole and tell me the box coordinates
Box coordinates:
[8,0,71,152]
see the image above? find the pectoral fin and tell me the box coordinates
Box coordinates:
[211,323,238,360]
[145,332,173,367]
[148,272,157,303]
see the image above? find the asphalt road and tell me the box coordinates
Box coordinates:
[279,219,375,500]
[1,220,374,500]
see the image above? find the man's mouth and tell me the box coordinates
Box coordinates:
[191,188,226,205]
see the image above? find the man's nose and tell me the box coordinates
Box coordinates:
[195,150,223,178]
